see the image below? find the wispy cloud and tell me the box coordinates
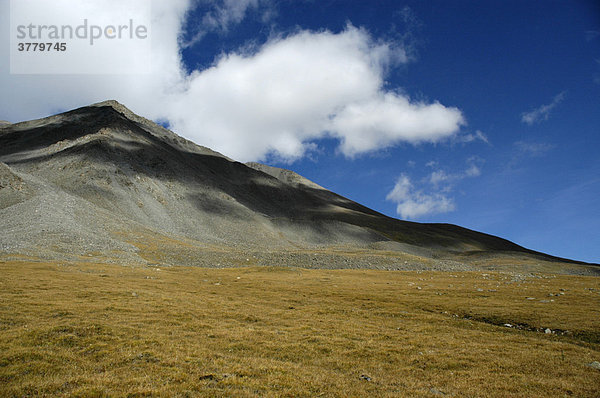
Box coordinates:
[505,141,555,170]
[390,6,424,62]
[465,161,482,177]
[203,0,262,31]
[387,158,483,219]
[182,0,272,48]
[521,91,566,125]
[428,157,483,187]
[429,170,450,186]
[454,130,490,145]
[386,174,455,219]
[514,141,555,157]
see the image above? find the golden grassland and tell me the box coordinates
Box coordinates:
[1,260,599,397]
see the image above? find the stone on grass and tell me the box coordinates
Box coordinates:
[587,361,600,370]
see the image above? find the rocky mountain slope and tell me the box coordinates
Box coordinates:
[0,101,596,273]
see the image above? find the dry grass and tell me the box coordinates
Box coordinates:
[0,260,599,397]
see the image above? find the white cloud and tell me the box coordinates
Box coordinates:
[166,26,409,161]
[464,156,483,177]
[183,0,271,48]
[465,163,481,177]
[428,157,482,186]
[456,130,489,145]
[506,141,555,170]
[388,157,483,219]
[386,174,455,219]
[521,92,566,125]
[331,93,465,158]
[1,1,466,163]
[203,0,261,30]
[429,170,450,186]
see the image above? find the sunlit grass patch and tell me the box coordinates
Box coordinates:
[0,260,599,396]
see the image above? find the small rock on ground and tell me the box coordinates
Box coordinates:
[588,361,600,370]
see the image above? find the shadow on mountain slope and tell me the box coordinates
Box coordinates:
[0,102,596,268]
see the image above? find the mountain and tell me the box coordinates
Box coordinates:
[0,101,596,273]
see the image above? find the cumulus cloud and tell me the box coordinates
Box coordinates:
[167,26,409,161]
[386,174,455,219]
[1,0,466,163]
[521,92,566,125]
[165,25,465,161]
[331,93,465,157]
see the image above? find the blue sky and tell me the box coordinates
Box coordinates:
[1,0,599,262]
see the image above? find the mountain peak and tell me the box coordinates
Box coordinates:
[91,99,126,108]
[89,100,143,123]
[0,100,232,163]
[87,100,233,161]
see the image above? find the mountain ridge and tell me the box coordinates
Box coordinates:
[0,101,596,272]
